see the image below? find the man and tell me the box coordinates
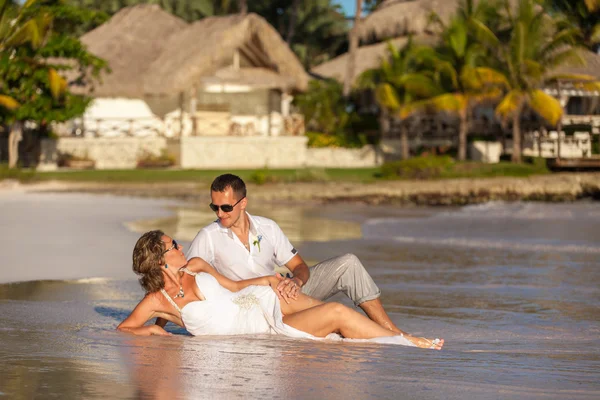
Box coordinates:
[185,174,407,335]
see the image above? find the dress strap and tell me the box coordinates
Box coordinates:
[160,289,182,314]
[180,267,197,276]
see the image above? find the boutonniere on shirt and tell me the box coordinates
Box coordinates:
[252,235,263,252]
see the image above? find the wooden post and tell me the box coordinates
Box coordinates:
[267,90,272,136]
[539,126,546,158]
[343,0,363,97]
[178,91,184,137]
[190,86,198,136]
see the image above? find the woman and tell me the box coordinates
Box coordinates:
[118,230,444,349]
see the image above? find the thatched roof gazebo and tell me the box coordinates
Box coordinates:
[80,5,309,97]
[80,5,188,98]
[357,0,458,42]
[144,13,309,95]
[311,35,436,83]
[357,0,522,42]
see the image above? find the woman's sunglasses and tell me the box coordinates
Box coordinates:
[209,196,245,213]
[163,239,179,254]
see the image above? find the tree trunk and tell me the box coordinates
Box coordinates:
[379,107,390,138]
[539,126,546,158]
[8,121,23,169]
[458,113,468,161]
[343,0,363,97]
[238,0,247,15]
[511,112,522,163]
[556,121,562,160]
[285,0,300,45]
[400,122,409,160]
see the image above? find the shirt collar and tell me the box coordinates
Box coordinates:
[217,212,260,238]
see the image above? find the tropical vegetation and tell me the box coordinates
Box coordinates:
[358,0,600,163]
[0,0,106,168]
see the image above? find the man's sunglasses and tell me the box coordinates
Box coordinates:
[209,196,245,213]
[163,239,179,254]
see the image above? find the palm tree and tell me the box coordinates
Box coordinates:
[547,0,600,52]
[357,39,439,159]
[344,0,362,97]
[0,0,67,168]
[494,0,600,162]
[414,1,508,161]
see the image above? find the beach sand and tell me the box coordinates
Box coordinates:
[1,187,599,399]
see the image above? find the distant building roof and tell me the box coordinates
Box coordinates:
[79,5,309,97]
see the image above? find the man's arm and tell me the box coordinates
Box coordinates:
[285,254,310,287]
[275,254,310,300]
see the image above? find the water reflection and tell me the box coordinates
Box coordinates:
[119,336,185,400]
[126,203,363,244]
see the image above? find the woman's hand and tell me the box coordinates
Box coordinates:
[273,274,300,304]
[117,324,173,337]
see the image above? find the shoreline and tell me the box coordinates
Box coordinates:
[3,172,599,206]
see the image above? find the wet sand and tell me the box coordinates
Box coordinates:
[1,189,599,399]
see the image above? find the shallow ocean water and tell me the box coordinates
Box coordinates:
[0,194,599,399]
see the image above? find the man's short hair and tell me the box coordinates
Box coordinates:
[211,174,247,199]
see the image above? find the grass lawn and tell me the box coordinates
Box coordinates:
[0,158,550,184]
[0,166,381,184]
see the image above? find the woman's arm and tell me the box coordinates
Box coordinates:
[187,257,281,294]
[117,295,173,336]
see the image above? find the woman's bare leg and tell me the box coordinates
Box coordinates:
[283,302,397,339]
[277,292,324,315]
[282,302,444,349]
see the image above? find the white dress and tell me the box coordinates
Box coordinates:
[161,271,416,347]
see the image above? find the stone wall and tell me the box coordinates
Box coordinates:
[178,136,308,169]
[39,137,384,169]
[305,146,382,167]
[39,137,168,170]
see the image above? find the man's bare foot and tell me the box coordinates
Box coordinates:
[406,335,444,350]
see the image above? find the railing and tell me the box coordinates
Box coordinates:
[64,113,305,138]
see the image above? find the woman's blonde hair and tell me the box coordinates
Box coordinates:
[132,230,166,293]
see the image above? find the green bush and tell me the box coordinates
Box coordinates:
[305,131,368,149]
[380,156,455,179]
[136,149,176,169]
[306,131,343,148]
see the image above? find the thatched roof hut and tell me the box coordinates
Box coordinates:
[81,5,187,97]
[553,50,600,81]
[144,13,309,94]
[357,0,457,42]
[80,5,309,98]
[311,36,436,84]
[357,0,521,42]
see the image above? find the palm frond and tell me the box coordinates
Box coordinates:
[0,94,20,110]
[590,23,600,43]
[469,87,504,105]
[375,83,401,111]
[542,48,584,70]
[496,89,525,121]
[461,67,509,91]
[467,17,500,48]
[48,68,66,100]
[529,89,563,126]
[584,0,600,13]
[547,73,600,83]
[399,73,443,98]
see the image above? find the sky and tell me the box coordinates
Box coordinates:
[335,0,357,16]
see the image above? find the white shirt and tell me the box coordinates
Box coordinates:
[186,212,297,281]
